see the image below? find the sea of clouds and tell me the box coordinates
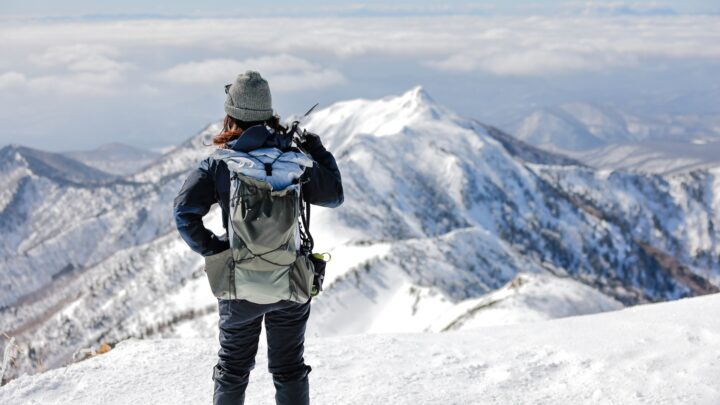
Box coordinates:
[0,13,718,150]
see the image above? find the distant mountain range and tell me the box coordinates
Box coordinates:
[1,87,718,383]
[62,142,160,176]
[0,144,117,185]
[508,101,720,173]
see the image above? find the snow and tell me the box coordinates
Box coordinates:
[319,242,392,285]
[509,102,720,174]
[2,293,719,405]
[3,86,720,383]
[302,86,459,155]
[567,140,720,174]
[430,272,623,331]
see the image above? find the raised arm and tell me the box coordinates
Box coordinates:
[300,133,344,208]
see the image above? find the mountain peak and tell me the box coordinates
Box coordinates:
[300,86,452,144]
[0,143,25,156]
[395,86,441,115]
[401,85,434,104]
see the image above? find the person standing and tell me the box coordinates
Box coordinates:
[174,70,343,404]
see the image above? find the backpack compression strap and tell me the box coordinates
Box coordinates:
[299,187,314,253]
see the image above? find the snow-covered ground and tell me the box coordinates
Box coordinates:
[2,293,719,405]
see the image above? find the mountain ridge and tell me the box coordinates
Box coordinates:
[508,101,720,173]
[0,144,118,185]
[1,87,718,384]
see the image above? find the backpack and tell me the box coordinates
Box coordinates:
[203,146,318,304]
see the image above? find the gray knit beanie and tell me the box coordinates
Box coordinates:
[224,70,273,122]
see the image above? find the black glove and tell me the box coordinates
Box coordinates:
[300,132,324,155]
[208,233,230,255]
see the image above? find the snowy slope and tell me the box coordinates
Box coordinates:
[2,293,719,405]
[2,87,719,384]
[0,123,219,309]
[301,87,719,302]
[0,147,180,309]
[429,272,622,331]
[530,164,720,285]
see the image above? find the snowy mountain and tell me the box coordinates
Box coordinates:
[566,139,720,174]
[0,144,180,310]
[0,144,117,185]
[63,142,160,176]
[2,293,719,404]
[0,125,221,378]
[510,103,640,151]
[1,87,719,383]
[509,102,720,173]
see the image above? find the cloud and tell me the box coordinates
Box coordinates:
[29,44,131,73]
[0,69,124,95]
[0,44,131,95]
[25,71,124,95]
[0,72,27,89]
[423,15,720,76]
[0,15,720,78]
[158,54,346,91]
[269,69,346,92]
[159,59,247,84]
[428,50,605,76]
[0,14,718,151]
[2,15,718,79]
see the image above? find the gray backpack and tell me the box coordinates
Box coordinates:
[203,146,317,304]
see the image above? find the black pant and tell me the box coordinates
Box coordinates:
[213,298,312,405]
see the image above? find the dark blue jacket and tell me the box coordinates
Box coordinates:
[173,125,344,256]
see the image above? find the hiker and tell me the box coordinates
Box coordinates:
[173,70,343,405]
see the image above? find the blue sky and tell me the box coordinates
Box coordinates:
[0,1,719,151]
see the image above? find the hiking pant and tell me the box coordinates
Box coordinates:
[213,298,312,405]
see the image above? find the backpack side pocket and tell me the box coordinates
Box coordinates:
[289,253,315,303]
[204,248,234,299]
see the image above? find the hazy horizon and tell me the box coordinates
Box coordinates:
[1,1,719,152]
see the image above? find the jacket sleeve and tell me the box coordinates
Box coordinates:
[301,142,344,208]
[173,159,229,256]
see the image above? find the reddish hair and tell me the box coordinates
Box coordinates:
[212,115,287,148]
[212,115,245,147]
